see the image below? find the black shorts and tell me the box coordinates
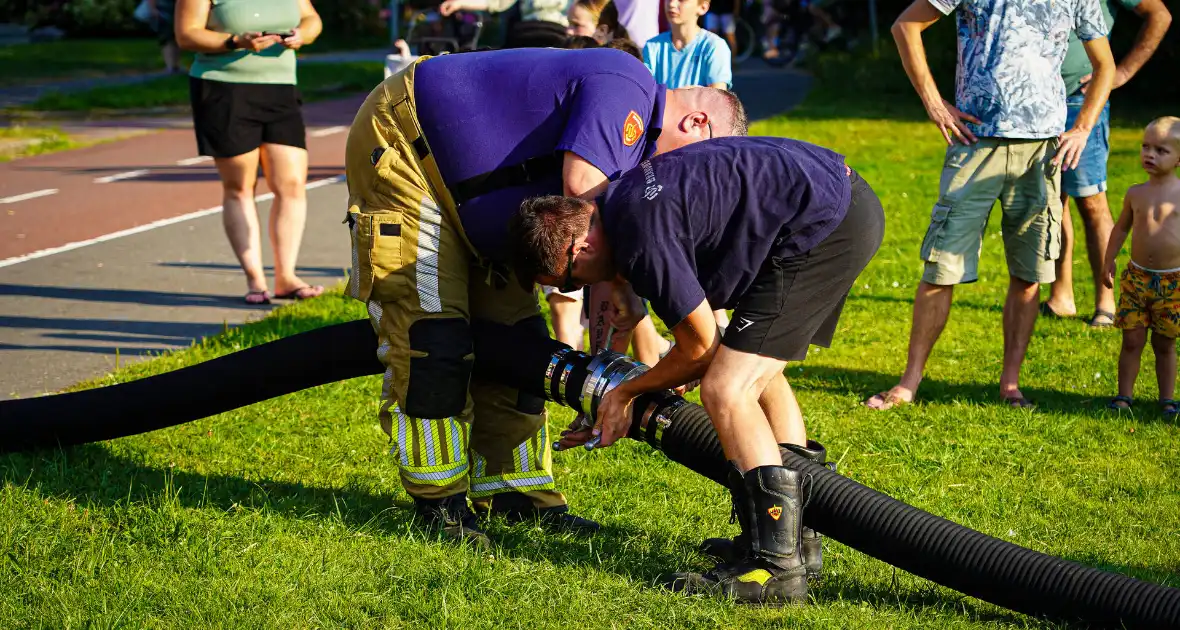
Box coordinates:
[188,76,307,158]
[722,168,885,361]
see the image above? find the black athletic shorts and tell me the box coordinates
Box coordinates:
[722,168,885,362]
[188,76,307,158]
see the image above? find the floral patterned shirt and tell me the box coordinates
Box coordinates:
[929,0,1108,139]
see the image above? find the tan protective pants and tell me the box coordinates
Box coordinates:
[343,56,564,508]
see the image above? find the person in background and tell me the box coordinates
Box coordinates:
[605,35,644,59]
[147,0,182,74]
[1102,116,1180,419]
[864,0,1114,410]
[703,0,741,57]
[1042,0,1171,328]
[614,0,661,46]
[440,0,570,48]
[567,0,632,44]
[643,0,732,90]
[175,0,325,305]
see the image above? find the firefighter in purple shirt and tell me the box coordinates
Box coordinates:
[508,136,885,604]
[343,47,748,548]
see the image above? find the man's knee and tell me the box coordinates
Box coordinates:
[1074,193,1112,223]
[404,317,474,419]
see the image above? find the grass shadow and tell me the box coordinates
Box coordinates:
[792,364,1180,426]
[2,441,1049,625]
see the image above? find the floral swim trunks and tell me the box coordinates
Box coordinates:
[1115,262,1180,338]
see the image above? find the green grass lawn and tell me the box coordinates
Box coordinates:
[0,125,77,162]
[2,54,1178,629]
[24,61,385,112]
[0,35,389,87]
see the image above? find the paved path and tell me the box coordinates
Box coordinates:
[0,61,809,400]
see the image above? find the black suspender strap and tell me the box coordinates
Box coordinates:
[448,152,564,206]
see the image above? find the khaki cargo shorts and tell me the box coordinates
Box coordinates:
[919,137,1063,286]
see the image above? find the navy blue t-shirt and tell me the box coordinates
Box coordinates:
[600,136,851,328]
[414,47,665,262]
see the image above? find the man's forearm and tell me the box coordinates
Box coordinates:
[617,344,711,397]
[1117,7,1172,83]
[1072,67,1114,133]
[891,21,942,109]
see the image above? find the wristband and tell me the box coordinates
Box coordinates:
[224,34,238,50]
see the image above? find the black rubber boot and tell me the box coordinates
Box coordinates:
[414,493,492,550]
[699,440,829,579]
[697,463,751,564]
[783,440,830,578]
[670,465,809,606]
[483,491,601,535]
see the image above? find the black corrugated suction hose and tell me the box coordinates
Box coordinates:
[1,319,1177,628]
[653,401,1180,629]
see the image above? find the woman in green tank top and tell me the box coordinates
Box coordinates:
[176,0,327,304]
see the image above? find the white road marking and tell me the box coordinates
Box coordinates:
[176,156,213,166]
[94,169,150,184]
[1,189,59,204]
[0,175,344,269]
[309,125,348,138]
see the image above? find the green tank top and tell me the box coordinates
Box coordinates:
[189,0,302,85]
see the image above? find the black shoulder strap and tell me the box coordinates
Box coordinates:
[448,152,564,206]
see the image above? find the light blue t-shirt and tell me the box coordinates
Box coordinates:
[929,0,1107,139]
[641,29,732,90]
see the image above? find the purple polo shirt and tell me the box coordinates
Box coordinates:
[600,136,851,328]
[414,47,666,261]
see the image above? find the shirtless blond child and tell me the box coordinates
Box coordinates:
[1102,116,1180,418]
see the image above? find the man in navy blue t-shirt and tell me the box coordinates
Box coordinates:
[508,136,885,605]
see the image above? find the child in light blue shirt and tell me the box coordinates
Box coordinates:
[642,0,732,90]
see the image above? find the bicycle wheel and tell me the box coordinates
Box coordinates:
[732,17,756,63]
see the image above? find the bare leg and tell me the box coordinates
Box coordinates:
[759,372,805,446]
[1151,331,1176,401]
[548,294,585,350]
[260,143,320,297]
[1118,327,1147,399]
[700,346,787,471]
[864,281,954,408]
[1000,276,1040,401]
[215,150,268,295]
[632,316,671,366]
[1046,192,1078,316]
[1074,193,1117,320]
[713,308,730,330]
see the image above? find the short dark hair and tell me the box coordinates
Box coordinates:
[604,37,642,61]
[716,89,749,136]
[508,196,594,291]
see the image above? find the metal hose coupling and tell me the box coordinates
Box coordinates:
[545,348,652,451]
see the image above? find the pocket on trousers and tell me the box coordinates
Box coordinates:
[347,208,406,303]
[919,203,953,263]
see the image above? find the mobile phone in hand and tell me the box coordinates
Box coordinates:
[263,30,295,38]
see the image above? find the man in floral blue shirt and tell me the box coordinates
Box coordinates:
[865,0,1115,411]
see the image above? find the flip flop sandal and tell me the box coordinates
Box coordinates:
[245,290,271,305]
[1160,398,1178,421]
[273,285,325,300]
[1088,310,1116,328]
[1107,394,1133,410]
